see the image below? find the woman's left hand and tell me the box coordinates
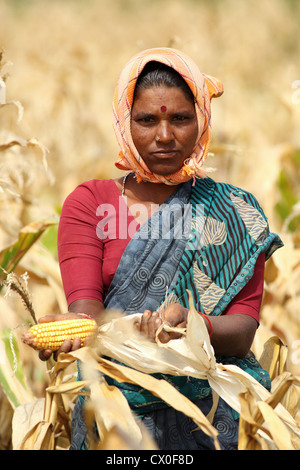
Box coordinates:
[135,303,188,343]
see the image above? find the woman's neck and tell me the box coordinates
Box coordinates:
[119,172,179,205]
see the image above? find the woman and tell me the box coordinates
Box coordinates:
[39,48,283,450]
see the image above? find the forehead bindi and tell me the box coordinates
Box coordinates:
[132,86,194,115]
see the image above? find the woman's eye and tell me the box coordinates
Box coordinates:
[173,114,189,121]
[141,116,154,122]
[135,116,155,124]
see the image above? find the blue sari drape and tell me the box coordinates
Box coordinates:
[102,177,283,414]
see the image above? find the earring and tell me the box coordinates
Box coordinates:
[155,136,160,142]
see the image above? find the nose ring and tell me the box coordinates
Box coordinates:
[155,135,160,142]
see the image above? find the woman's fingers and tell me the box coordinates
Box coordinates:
[157,320,186,343]
[136,310,162,341]
[38,335,85,362]
[147,311,162,340]
[38,349,53,361]
[135,307,188,343]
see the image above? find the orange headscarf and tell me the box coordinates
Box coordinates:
[113,47,223,184]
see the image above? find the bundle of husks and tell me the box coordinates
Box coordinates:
[19,291,300,450]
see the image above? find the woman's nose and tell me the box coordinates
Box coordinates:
[156,120,174,142]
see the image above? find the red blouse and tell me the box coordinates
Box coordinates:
[58,179,265,323]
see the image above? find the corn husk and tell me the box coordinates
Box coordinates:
[93,291,300,449]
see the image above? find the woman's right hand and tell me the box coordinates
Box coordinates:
[37,312,89,362]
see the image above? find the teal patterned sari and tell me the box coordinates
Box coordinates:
[102,177,283,414]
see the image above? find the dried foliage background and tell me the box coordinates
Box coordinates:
[0,0,299,450]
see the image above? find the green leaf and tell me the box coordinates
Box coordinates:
[0,219,58,287]
[40,223,59,258]
[0,329,34,408]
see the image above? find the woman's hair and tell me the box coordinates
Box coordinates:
[134,61,195,103]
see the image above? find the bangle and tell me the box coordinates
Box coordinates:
[198,311,213,338]
[78,313,94,320]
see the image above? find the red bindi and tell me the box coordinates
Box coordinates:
[160,105,167,112]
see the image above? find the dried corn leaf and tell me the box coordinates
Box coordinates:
[257,401,294,450]
[12,398,45,450]
[98,424,156,451]
[237,370,300,449]
[92,379,144,444]
[0,137,48,168]
[259,336,288,380]
[13,360,75,449]
[267,372,300,435]
[238,390,278,450]
[20,420,55,450]
[0,99,24,122]
[46,380,87,396]
[271,374,300,420]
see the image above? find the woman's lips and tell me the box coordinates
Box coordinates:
[151,150,179,159]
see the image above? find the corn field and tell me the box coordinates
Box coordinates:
[0,0,299,450]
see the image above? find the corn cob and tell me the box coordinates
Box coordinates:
[22,318,97,351]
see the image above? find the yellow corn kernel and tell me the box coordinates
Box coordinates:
[22,318,97,351]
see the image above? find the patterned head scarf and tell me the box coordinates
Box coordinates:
[113,47,223,184]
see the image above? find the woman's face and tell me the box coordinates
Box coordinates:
[131,86,198,176]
